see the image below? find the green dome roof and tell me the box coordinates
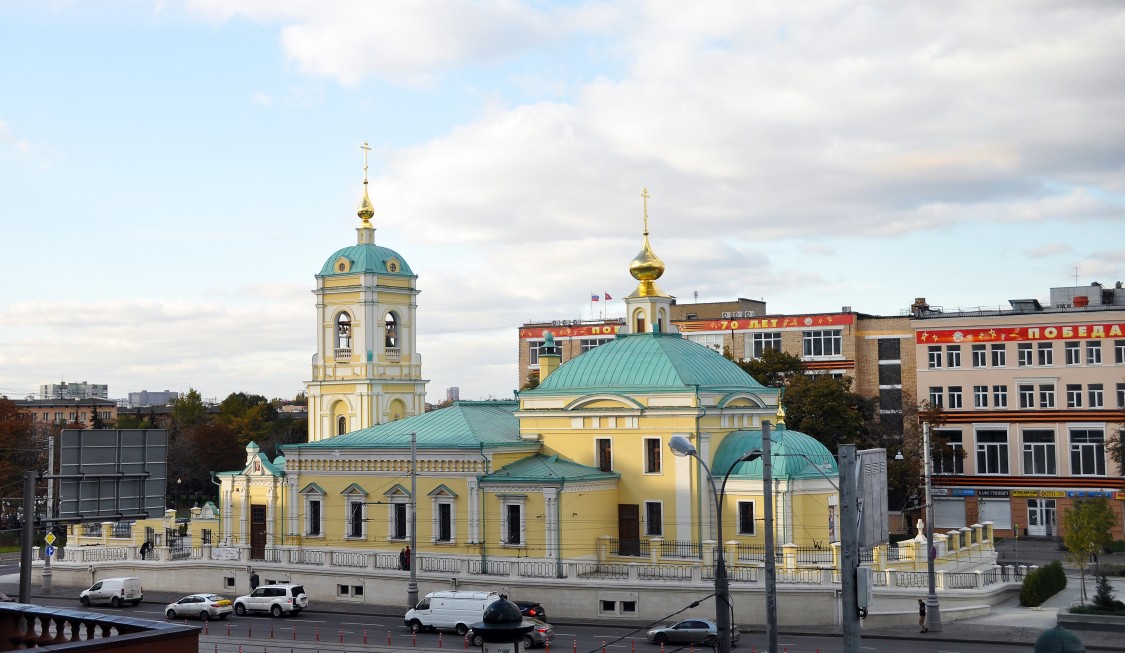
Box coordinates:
[319,244,414,277]
[526,332,768,394]
[712,426,838,480]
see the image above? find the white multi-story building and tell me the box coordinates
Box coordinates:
[39,382,109,400]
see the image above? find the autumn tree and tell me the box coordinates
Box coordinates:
[734,347,804,388]
[0,398,47,501]
[1063,498,1117,602]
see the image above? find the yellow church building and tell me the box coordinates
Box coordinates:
[217,181,841,568]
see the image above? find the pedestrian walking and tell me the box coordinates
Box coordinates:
[139,541,152,560]
[399,547,407,570]
[918,599,928,633]
[404,545,411,571]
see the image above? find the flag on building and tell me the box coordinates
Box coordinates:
[604,293,612,301]
[591,293,599,301]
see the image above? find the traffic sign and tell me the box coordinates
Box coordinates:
[45,545,56,557]
[44,532,56,546]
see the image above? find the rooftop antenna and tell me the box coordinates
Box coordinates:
[1074,266,1079,287]
[694,291,698,303]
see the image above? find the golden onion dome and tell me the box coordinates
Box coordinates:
[357,181,375,225]
[629,235,665,282]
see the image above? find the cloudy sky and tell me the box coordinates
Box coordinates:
[1,1,1123,405]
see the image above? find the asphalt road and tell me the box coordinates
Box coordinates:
[23,593,1036,653]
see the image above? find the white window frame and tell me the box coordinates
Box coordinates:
[991,344,1007,367]
[1038,343,1054,366]
[947,386,963,409]
[643,437,662,474]
[929,386,943,408]
[1022,430,1056,476]
[1018,344,1033,367]
[737,501,756,535]
[973,385,988,408]
[1116,340,1125,364]
[928,346,942,369]
[976,429,1010,475]
[1087,341,1102,365]
[802,329,842,358]
[1018,384,1035,409]
[1065,342,1081,365]
[1088,384,1104,408]
[995,383,1011,408]
[384,487,412,541]
[1070,429,1106,476]
[528,339,545,367]
[946,346,961,368]
[341,484,368,540]
[500,495,527,548]
[300,486,326,538]
[971,345,986,368]
[1066,384,1083,408]
[429,486,457,544]
[752,332,782,358]
[1039,384,1055,409]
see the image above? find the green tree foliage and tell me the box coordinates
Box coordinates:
[735,348,804,388]
[0,398,43,496]
[171,388,207,431]
[1064,498,1118,602]
[1108,424,1125,475]
[520,369,541,391]
[782,374,875,450]
[218,393,278,445]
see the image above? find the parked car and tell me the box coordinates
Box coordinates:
[513,600,548,622]
[233,584,308,617]
[646,619,739,647]
[469,618,554,648]
[165,593,233,620]
[79,577,143,607]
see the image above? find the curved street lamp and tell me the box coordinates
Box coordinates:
[669,434,760,653]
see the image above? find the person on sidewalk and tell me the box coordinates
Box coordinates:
[918,599,928,633]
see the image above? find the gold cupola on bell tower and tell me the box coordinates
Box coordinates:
[623,188,676,335]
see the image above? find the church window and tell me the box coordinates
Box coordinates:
[385,312,399,349]
[429,486,457,543]
[635,316,646,333]
[738,501,755,535]
[643,438,662,474]
[644,501,663,536]
[337,416,347,436]
[307,500,322,536]
[348,500,364,538]
[392,503,408,540]
[437,503,453,542]
[388,261,398,272]
[500,495,526,546]
[596,438,613,472]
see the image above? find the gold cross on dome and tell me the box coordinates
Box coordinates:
[360,141,371,181]
[641,187,651,235]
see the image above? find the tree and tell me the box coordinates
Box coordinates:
[520,370,541,391]
[734,348,804,388]
[1108,422,1125,476]
[171,388,207,431]
[1063,498,1117,602]
[88,404,106,429]
[782,374,871,450]
[0,398,47,501]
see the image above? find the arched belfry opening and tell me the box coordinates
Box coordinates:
[336,312,352,353]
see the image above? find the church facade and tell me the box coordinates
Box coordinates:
[216,184,841,564]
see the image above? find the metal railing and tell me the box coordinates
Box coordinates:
[660,540,703,559]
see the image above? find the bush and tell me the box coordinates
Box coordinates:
[1093,574,1117,610]
[1021,560,1067,607]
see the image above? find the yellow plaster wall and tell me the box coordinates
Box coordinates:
[557,488,618,555]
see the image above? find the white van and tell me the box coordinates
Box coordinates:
[405,590,501,634]
[80,577,143,607]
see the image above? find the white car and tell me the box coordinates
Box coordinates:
[233,584,308,617]
[165,593,233,620]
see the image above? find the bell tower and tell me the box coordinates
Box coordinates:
[305,142,428,441]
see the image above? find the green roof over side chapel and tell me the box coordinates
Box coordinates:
[524,332,768,394]
[281,401,523,451]
[480,453,620,485]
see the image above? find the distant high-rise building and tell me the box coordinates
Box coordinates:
[128,390,180,407]
[446,386,460,402]
[40,381,108,400]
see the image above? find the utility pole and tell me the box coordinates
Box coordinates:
[407,432,418,608]
[838,445,860,653]
[762,421,777,653]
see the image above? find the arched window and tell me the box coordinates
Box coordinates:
[385,312,399,348]
[337,416,347,435]
[336,313,352,349]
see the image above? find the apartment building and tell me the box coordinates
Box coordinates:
[912,286,1125,539]
[14,398,118,426]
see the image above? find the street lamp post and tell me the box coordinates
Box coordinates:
[669,435,759,653]
[922,422,942,631]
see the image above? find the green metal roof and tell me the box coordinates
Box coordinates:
[480,453,620,485]
[319,243,414,277]
[524,332,769,394]
[712,426,838,481]
[281,401,524,451]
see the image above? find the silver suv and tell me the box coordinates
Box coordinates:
[233,584,308,617]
